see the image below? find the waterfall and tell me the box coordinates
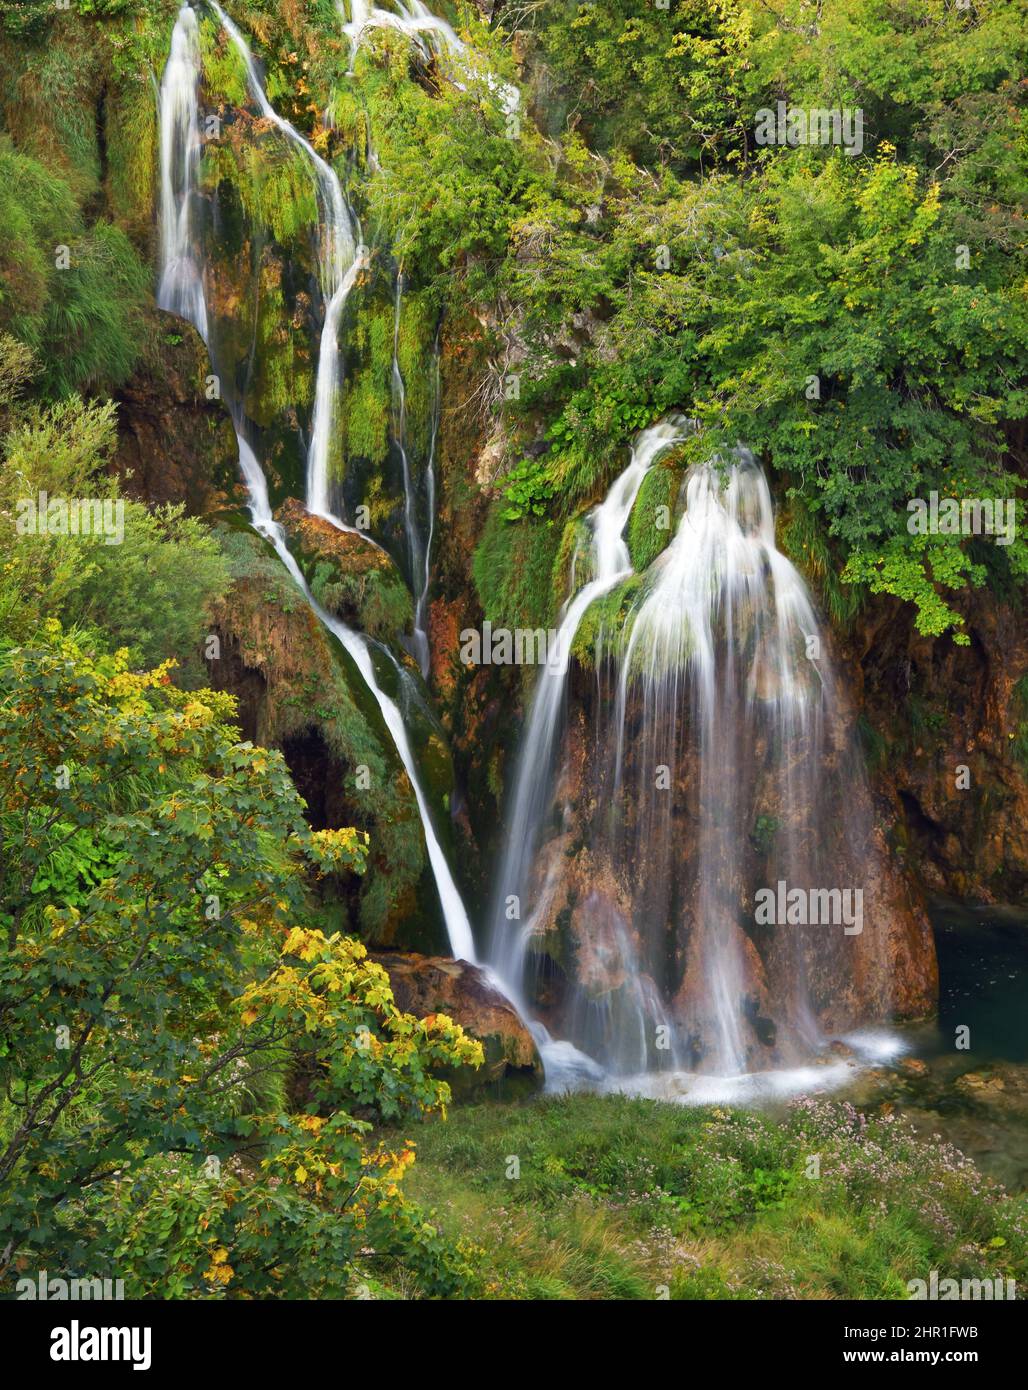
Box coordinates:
[307,248,371,521]
[157,5,208,341]
[419,328,440,674]
[238,496,477,964]
[157,8,913,1093]
[391,272,433,676]
[208,0,356,288]
[157,4,477,964]
[486,418,689,994]
[490,436,903,1084]
[613,453,829,1075]
[338,0,520,114]
[206,0,369,530]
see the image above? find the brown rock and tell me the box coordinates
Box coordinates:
[900,1057,928,1075]
[371,952,543,1096]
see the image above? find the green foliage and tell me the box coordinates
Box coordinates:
[750,815,780,858]
[530,0,753,170]
[400,1093,1028,1300]
[470,2,1028,639]
[0,138,148,397]
[357,27,531,304]
[500,452,556,520]
[516,138,1027,637]
[472,502,562,631]
[0,389,230,677]
[69,504,232,679]
[0,627,481,1297]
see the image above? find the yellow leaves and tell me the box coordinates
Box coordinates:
[282,925,326,962]
[294,1166,308,1184]
[206,1247,234,1287]
[180,699,213,727]
[240,1007,259,1027]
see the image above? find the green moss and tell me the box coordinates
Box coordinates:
[628,461,681,572]
[198,16,249,109]
[341,364,390,466]
[777,494,865,632]
[337,287,408,473]
[472,503,563,632]
[248,261,312,425]
[202,138,319,247]
[394,286,434,456]
[570,575,642,670]
[308,556,413,643]
[106,80,158,233]
[326,85,369,153]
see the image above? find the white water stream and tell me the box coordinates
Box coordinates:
[158,3,475,962]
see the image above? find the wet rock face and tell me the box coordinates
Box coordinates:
[370,952,543,1096]
[852,589,1028,901]
[113,316,243,513]
[276,498,414,642]
[515,653,937,1076]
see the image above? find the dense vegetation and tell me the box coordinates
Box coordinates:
[400,1094,1027,1299]
[0,0,1025,1301]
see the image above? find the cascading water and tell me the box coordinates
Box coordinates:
[391,272,434,676]
[486,419,689,995]
[157,8,927,1097]
[418,330,440,675]
[208,0,356,281]
[156,3,476,964]
[611,452,832,1077]
[338,0,519,114]
[204,1,368,530]
[488,436,924,1096]
[237,497,477,965]
[157,5,208,341]
[307,248,370,522]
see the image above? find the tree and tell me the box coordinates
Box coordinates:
[0,626,481,1297]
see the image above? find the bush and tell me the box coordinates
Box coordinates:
[0,628,482,1297]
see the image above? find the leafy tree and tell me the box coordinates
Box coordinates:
[0,627,482,1297]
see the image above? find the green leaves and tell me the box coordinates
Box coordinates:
[500,453,557,520]
[0,627,476,1296]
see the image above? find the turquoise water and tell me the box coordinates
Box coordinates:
[930,900,1028,1063]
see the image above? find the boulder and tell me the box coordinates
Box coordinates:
[371,952,543,1097]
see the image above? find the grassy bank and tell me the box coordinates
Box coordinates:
[382,1093,1027,1300]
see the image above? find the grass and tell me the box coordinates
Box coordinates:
[384,1092,1028,1300]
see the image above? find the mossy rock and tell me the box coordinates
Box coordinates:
[277,498,414,642]
[570,574,643,670]
[627,457,684,572]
